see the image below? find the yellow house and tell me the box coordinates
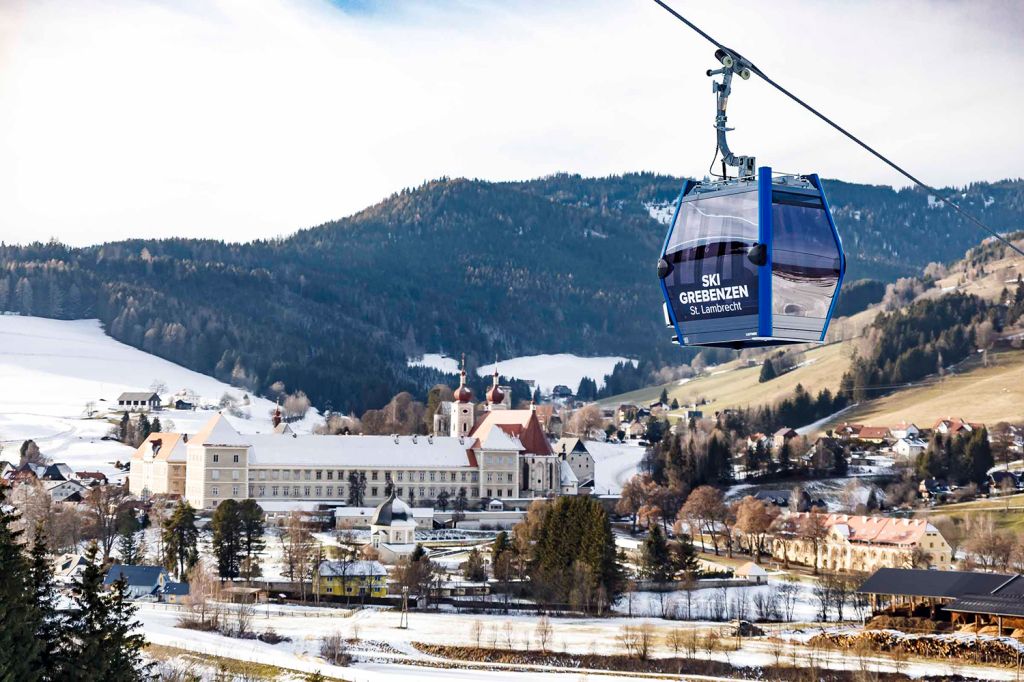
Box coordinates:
[314,560,389,599]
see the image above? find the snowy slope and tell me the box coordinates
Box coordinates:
[410,353,636,393]
[0,316,316,476]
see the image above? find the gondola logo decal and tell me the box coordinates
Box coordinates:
[677,268,757,320]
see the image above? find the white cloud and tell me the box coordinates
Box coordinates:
[0,0,1021,245]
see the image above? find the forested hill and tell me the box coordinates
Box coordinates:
[0,173,1021,414]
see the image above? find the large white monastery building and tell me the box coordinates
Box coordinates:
[129,363,594,512]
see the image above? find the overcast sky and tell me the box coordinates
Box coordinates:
[1,0,1022,246]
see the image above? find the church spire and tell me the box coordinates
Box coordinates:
[486,353,506,408]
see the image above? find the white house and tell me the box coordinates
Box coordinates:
[894,437,928,459]
[890,422,921,440]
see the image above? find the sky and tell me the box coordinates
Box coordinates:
[0,0,1022,246]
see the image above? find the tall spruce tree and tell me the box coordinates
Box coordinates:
[529,496,622,612]
[238,499,266,580]
[65,543,151,681]
[211,499,244,580]
[0,495,43,681]
[163,500,199,580]
[29,525,66,681]
[672,533,701,577]
[640,524,672,582]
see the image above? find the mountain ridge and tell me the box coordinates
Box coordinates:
[0,172,1021,413]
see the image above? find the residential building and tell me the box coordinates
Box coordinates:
[314,560,388,599]
[894,437,927,459]
[552,437,596,490]
[128,432,188,497]
[773,427,798,450]
[103,564,170,601]
[772,513,953,572]
[117,392,161,411]
[890,422,921,440]
[856,426,892,444]
[934,417,984,436]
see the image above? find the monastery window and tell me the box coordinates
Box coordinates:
[385,472,392,481]
[326,486,333,496]
[460,472,466,482]
[371,471,379,481]
[430,472,436,482]
[507,473,513,483]
[271,470,280,480]
[316,471,322,480]
[397,487,404,497]
[397,471,404,481]
[326,471,333,480]
[486,488,492,498]
[371,487,378,497]
[472,472,479,482]
[293,470,300,479]
[429,487,435,497]
[258,470,266,480]
[232,470,239,480]
[418,487,425,497]
[212,470,220,480]
[233,454,239,463]
[315,486,322,496]
[303,486,311,496]
[232,485,239,497]
[257,486,265,496]
[304,470,312,481]
[486,473,493,482]
[272,486,279,496]
[213,454,219,463]
[418,472,425,481]
[293,486,300,496]
[212,486,219,497]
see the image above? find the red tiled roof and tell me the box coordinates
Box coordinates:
[470,409,553,456]
[790,513,933,546]
[857,427,892,439]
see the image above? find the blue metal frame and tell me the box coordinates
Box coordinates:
[660,179,696,344]
[757,166,773,338]
[806,174,846,341]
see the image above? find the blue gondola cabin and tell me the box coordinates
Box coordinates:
[659,167,845,349]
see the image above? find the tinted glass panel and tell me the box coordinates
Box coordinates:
[667,190,759,252]
[665,190,759,325]
[771,200,840,319]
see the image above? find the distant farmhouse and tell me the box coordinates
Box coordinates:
[117,391,161,412]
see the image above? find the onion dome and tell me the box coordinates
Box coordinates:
[371,490,411,526]
[454,352,473,403]
[486,384,505,404]
[455,381,473,403]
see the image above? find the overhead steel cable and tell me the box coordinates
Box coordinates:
[650,0,1024,258]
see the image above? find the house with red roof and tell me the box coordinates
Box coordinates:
[772,513,953,572]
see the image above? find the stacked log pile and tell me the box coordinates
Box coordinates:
[809,629,1024,667]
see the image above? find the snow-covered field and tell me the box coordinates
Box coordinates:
[0,315,316,476]
[588,441,646,495]
[409,353,636,394]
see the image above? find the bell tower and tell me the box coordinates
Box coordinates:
[451,353,475,437]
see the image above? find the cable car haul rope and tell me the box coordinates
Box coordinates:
[652,0,1024,351]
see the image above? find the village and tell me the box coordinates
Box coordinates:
[5,353,1024,681]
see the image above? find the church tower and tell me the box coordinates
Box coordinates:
[451,354,475,437]
[486,362,507,411]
